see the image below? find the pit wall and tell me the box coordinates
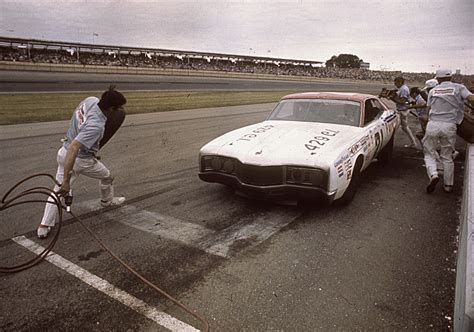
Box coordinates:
[455,144,474,331]
[0,60,386,85]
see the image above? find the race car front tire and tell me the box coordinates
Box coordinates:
[378,134,394,166]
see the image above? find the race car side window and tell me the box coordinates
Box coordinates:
[363,99,384,126]
[372,99,387,113]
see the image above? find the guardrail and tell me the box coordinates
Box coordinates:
[455,143,474,331]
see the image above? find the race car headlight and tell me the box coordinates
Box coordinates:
[286,167,325,187]
[201,156,237,174]
[222,159,236,173]
[211,157,222,170]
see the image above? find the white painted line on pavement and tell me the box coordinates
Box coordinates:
[12,236,199,332]
[108,206,211,244]
[108,205,299,258]
[71,199,300,258]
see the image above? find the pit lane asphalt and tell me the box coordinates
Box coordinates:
[0,96,462,329]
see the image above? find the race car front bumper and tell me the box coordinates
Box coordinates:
[199,171,336,203]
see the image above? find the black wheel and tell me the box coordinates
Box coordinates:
[378,134,394,166]
[334,158,363,206]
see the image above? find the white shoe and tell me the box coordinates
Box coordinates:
[37,226,52,239]
[100,197,126,207]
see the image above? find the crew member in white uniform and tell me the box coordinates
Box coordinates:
[423,69,474,193]
[37,86,127,238]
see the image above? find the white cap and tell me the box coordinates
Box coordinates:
[435,69,452,78]
[423,78,438,90]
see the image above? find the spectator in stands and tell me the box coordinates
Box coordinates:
[1,44,473,87]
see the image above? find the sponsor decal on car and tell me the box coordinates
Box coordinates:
[334,153,350,168]
[349,134,369,156]
[336,164,344,177]
[343,159,352,180]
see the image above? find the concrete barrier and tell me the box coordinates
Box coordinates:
[0,61,389,85]
[0,60,301,80]
[455,144,474,331]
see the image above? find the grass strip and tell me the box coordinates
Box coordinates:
[0,90,300,125]
[0,88,379,125]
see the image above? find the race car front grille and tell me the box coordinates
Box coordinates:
[237,164,284,186]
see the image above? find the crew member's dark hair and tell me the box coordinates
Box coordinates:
[410,87,421,95]
[394,76,404,83]
[98,85,127,110]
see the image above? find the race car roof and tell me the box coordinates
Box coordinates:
[280,92,374,102]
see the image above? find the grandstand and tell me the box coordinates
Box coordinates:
[0,36,472,87]
[0,36,322,74]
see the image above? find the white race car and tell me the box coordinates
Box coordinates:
[199,92,400,204]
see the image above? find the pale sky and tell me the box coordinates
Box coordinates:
[0,0,473,74]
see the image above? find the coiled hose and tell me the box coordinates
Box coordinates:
[0,173,209,332]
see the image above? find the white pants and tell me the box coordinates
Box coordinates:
[422,121,457,186]
[399,110,417,146]
[40,147,115,227]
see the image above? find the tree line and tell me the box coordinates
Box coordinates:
[326,54,363,69]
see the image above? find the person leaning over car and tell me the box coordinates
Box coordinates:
[407,86,428,140]
[423,69,474,194]
[37,86,127,239]
[390,76,419,148]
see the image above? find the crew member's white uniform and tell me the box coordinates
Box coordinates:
[40,97,116,228]
[396,84,418,147]
[423,81,472,187]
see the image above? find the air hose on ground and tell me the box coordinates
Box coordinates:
[0,173,209,332]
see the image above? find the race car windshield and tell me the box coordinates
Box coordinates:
[268,99,361,126]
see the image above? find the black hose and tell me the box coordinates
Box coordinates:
[0,173,209,331]
[0,174,62,273]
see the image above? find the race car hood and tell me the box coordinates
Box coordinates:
[200,120,363,168]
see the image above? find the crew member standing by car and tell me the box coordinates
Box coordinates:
[407,86,428,140]
[37,86,127,239]
[421,78,438,102]
[390,76,418,148]
[423,69,474,194]
[416,79,460,162]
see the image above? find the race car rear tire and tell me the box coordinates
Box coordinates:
[334,157,363,206]
[378,134,394,166]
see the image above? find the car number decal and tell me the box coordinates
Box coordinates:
[305,129,340,155]
[374,129,384,154]
[229,125,274,145]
